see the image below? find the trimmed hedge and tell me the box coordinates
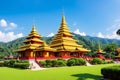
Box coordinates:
[39,59,66,68]
[101,65,120,80]
[90,58,103,65]
[57,60,66,67]
[45,60,52,67]
[67,58,86,66]
[14,63,30,69]
[0,62,4,67]
[39,58,86,67]
[2,60,30,69]
[103,60,114,64]
[39,61,46,67]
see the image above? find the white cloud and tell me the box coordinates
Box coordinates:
[100,19,120,39]
[0,31,23,42]
[97,30,120,39]
[74,29,86,36]
[97,32,104,38]
[9,22,17,28]
[0,19,7,27]
[47,33,54,37]
[0,19,17,31]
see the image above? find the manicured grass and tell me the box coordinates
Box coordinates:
[0,64,119,80]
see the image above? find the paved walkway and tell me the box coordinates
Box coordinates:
[29,60,46,71]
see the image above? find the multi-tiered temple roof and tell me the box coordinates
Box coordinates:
[35,42,56,51]
[15,25,44,52]
[50,15,90,52]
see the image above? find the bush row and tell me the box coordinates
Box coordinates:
[39,58,86,68]
[0,60,29,69]
[101,65,120,80]
[90,58,114,65]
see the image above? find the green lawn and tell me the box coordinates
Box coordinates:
[0,64,119,80]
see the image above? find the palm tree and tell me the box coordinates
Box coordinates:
[117,29,120,35]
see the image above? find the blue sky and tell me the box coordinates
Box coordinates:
[0,0,120,42]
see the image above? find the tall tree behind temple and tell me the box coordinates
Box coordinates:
[117,29,120,36]
[103,43,118,58]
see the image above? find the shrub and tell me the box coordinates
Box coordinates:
[101,65,120,80]
[8,60,17,67]
[14,63,30,69]
[67,58,76,66]
[17,60,29,63]
[4,60,10,67]
[3,60,30,69]
[0,62,4,67]
[90,58,103,65]
[77,58,86,65]
[45,60,52,67]
[67,58,86,66]
[57,60,66,67]
[39,61,46,67]
[52,60,58,67]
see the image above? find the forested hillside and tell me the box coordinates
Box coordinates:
[0,33,120,58]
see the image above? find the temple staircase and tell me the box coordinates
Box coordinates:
[86,61,92,66]
[29,60,45,70]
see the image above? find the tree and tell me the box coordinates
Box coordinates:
[116,29,120,35]
[104,43,118,58]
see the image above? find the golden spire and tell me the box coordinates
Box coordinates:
[97,43,103,53]
[32,25,37,32]
[30,25,38,34]
[50,14,90,52]
[24,25,43,43]
[61,14,67,25]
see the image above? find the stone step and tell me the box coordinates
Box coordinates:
[86,61,92,66]
[29,60,45,70]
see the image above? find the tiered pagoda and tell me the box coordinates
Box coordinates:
[115,48,120,60]
[50,15,90,58]
[95,44,105,59]
[15,25,44,60]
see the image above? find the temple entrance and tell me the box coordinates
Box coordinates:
[70,52,77,57]
[54,52,59,57]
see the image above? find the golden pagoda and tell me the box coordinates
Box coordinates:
[50,14,90,58]
[95,43,105,59]
[15,25,44,60]
[96,43,104,54]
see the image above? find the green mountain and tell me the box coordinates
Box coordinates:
[0,33,120,57]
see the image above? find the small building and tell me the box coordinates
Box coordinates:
[95,44,105,59]
[115,48,120,61]
[4,53,13,60]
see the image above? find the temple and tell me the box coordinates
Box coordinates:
[15,14,90,60]
[15,26,44,60]
[95,43,105,59]
[50,15,90,59]
[115,48,120,60]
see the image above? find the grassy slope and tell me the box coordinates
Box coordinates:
[0,64,119,80]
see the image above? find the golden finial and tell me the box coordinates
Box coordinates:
[61,11,67,25]
[32,25,36,31]
[98,43,102,53]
